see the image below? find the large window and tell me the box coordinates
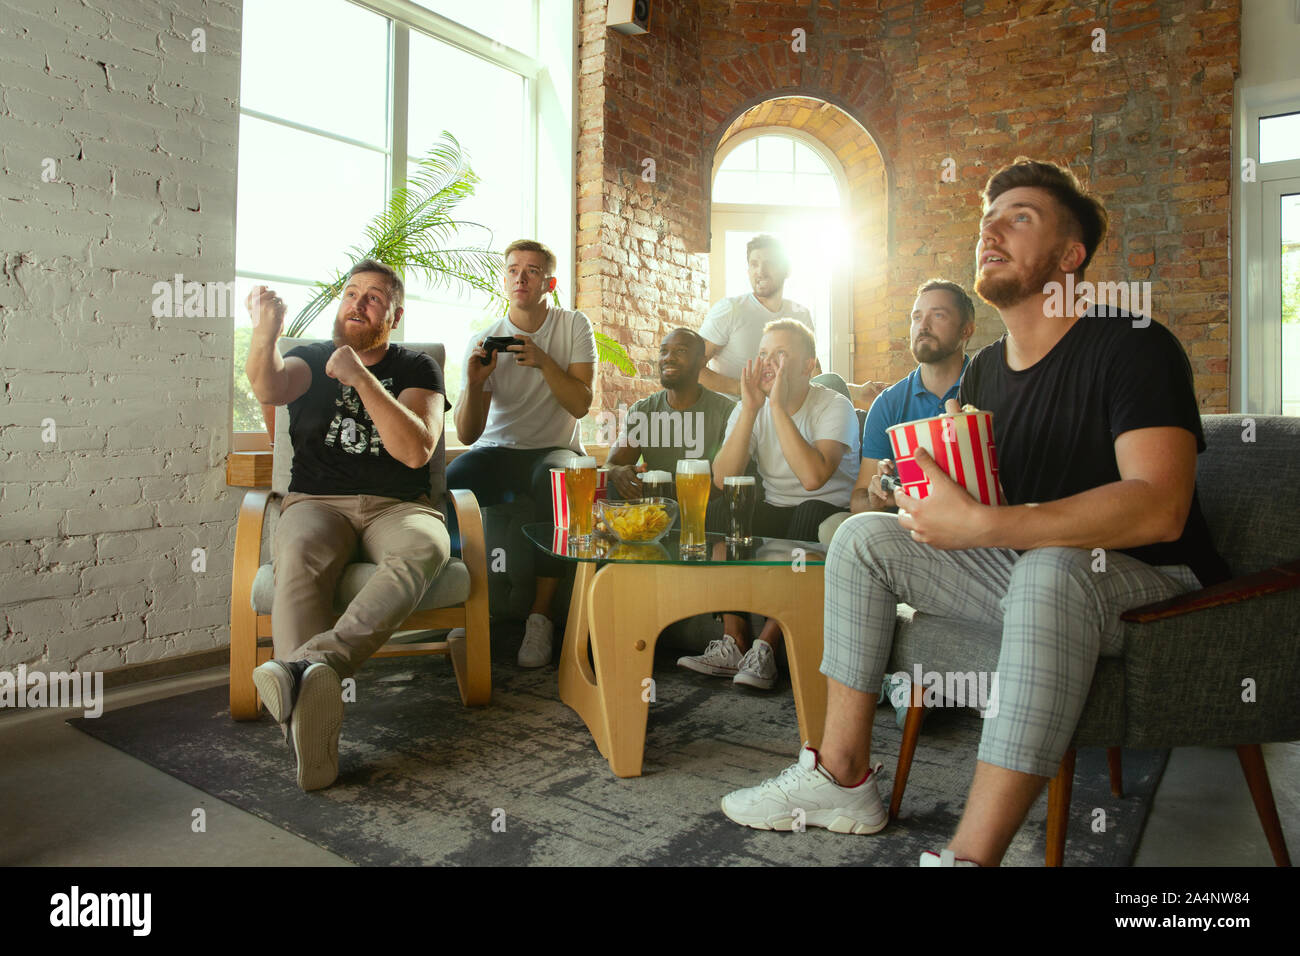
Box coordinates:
[234,0,573,440]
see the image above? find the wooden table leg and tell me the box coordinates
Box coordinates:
[557,561,608,758]
[779,565,826,749]
[588,565,659,778]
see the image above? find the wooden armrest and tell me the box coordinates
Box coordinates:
[448,487,486,565]
[1120,559,1300,624]
[232,489,280,600]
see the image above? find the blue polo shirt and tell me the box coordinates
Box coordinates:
[860,356,970,460]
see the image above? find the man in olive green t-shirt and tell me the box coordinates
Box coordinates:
[605,328,736,499]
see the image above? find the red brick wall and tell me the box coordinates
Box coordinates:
[580,0,1239,411]
[578,0,709,412]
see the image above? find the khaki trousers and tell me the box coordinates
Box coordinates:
[270,493,451,678]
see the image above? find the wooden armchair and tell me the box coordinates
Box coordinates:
[229,340,490,720]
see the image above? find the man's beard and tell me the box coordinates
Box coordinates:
[974,250,1061,310]
[911,336,961,364]
[659,366,695,389]
[332,313,390,353]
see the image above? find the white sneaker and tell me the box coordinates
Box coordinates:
[721,745,888,834]
[517,613,553,668]
[289,663,344,792]
[919,849,979,867]
[733,638,777,690]
[677,635,744,677]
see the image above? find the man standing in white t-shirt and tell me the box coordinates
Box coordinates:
[679,319,860,690]
[698,234,817,397]
[449,239,597,667]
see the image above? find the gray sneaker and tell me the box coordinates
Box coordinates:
[517,614,554,668]
[733,639,777,690]
[677,635,744,677]
[289,663,344,792]
[252,659,310,725]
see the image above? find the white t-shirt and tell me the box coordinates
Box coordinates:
[724,383,860,508]
[463,307,598,452]
[699,293,814,380]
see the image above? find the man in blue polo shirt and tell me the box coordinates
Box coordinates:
[820,279,975,541]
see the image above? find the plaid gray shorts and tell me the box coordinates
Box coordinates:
[820,513,1199,777]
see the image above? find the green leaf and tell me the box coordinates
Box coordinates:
[595,330,636,375]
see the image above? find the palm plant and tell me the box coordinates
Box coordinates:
[285,131,635,377]
[286,132,505,337]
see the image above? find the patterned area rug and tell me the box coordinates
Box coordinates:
[70,623,1166,866]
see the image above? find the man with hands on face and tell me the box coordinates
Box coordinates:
[720,158,1228,864]
[448,239,596,669]
[678,319,859,690]
[603,328,735,500]
[244,259,450,791]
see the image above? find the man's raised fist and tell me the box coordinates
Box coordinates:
[325,345,366,388]
[247,285,286,339]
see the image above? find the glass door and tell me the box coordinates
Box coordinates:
[1263,179,1300,415]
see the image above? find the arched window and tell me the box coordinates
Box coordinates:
[713,135,840,207]
[710,130,852,377]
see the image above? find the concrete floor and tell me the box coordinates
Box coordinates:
[0,665,1295,867]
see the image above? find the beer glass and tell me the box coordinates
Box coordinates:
[641,470,673,501]
[724,475,756,545]
[675,459,711,556]
[565,455,598,544]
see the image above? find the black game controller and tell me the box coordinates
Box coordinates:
[482,335,523,358]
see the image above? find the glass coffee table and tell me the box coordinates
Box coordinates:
[524,523,829,778]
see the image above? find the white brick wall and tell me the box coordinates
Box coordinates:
[0,0,242,673]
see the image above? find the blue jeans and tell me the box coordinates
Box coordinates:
[445,444,573,578]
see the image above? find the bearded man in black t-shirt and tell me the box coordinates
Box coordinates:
[720,158,1229,865]
[244,259,450,791]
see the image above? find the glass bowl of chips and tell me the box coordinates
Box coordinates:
[596,497,678,545]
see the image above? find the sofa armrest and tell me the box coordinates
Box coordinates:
[1120,558,1300,624]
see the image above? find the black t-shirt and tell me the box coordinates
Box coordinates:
[958,310,1229,586]
[284,342,444,501]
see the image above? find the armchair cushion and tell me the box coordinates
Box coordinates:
[250,557,472,616]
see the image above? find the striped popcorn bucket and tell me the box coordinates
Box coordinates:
[886,411,1006,506]
[549,468,571,531]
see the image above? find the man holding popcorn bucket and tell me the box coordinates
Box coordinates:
[721,158,1229,864]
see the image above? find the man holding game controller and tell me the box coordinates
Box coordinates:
[448,239,597,668]
[720,158,1229,865]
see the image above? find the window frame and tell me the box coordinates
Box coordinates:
[1234,76,1300,414]
[232,0,577,445]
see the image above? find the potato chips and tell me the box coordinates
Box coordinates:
[604,502,672,542]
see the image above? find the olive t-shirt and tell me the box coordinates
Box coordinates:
[957,310,1229,586]
[614,386,736,474]
[284,341,444,501]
